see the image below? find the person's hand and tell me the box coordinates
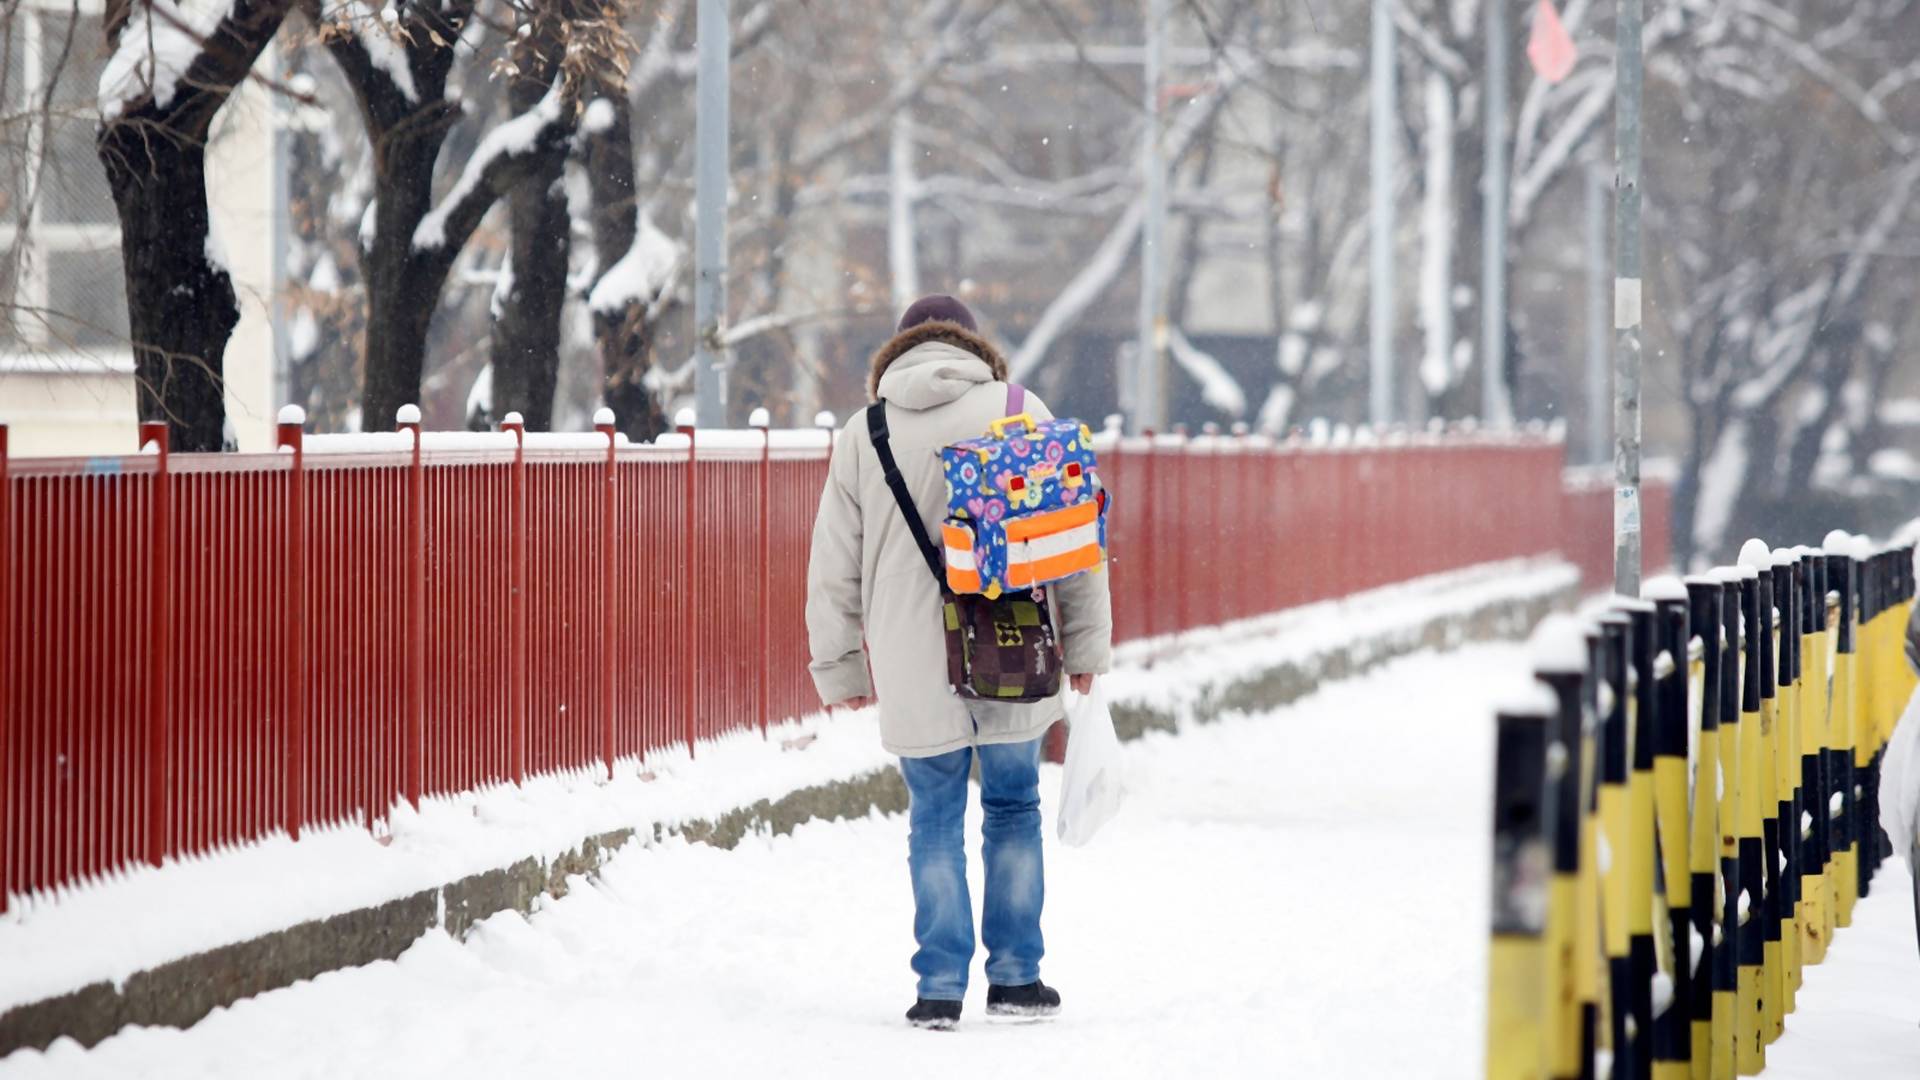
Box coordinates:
[832,694,877,712]
[1069,673,1095,695]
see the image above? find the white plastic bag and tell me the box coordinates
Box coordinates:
[1056,684,1126,847]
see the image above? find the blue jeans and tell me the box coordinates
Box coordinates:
[898,736,1046,1001]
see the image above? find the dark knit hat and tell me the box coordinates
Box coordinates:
[896,294,977,334]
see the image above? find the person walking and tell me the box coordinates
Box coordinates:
[805,295,1113,1030]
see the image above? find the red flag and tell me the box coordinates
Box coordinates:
[1527,0,1578,84]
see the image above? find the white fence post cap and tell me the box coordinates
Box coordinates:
[747,407,771,429]
[592,406,616,426]
[395,403,422,425]
[674,407,697,428]
[277,405,306,425]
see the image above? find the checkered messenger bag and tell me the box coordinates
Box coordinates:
[867,393,1064,703]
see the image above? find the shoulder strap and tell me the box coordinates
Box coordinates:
[1006,382,1025,414]
[866,403,947,587]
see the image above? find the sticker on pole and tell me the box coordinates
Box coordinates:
[1527,1,1578,84]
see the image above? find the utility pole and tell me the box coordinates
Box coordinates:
[1482,0,1513,428]
[1613,0,1644,595]
[1136,0,1169,435]
[888,109,920,314]
[1585,164,1608,467]
[693,0,730,427]
[1368,0,1397,429]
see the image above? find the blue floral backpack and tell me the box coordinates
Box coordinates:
[936,385,1109,598]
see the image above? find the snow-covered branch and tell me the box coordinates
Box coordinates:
[1168,328,1247,417]
[587,214,684,316]
[412,88,571,256]
[99,0,293,127]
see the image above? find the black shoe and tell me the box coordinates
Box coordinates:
[906,998,963,1030]
[986,980,1061,1017]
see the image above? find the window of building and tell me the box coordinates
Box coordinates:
[1,3,130,362]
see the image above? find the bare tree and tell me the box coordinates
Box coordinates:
[1647,2,1920,563]
[309,0,579,427]
[97,0,300,450]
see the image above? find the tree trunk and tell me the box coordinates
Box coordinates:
[96,0,294,450]
[1434,85,1485,421]
[490,162,570,430]
[585,95,670,441]
[100,127,236,452]
[360,135,450,430]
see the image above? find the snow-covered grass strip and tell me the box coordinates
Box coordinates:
[0,711,897,1013]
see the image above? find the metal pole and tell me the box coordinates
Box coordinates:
[1482,0,1512,427]
[1136,0,1169,435]
[1586,164,1608,467]
[269,39,292,417]
[1613,0,1644,596]
[693,0,730,427]
[1368,0,1397,429]
[888,109,920,314]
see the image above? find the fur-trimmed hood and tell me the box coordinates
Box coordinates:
[867,320,1008,400]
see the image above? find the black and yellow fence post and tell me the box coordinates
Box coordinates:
[1683,577,1725,1080]
[1746,546,1788,1050]
[1624,602,1661,1080]
[1535,616,1596,1080]
[1731,563,1767,1076]
[1797,549,1831,969]
[1488,683,1557,1080]
[1648,585,1693,1080]
[1713,574,1743,1080]
[1596,614,1637,1078]
[1484,532,1913,1080]
[1768,554,1802,1016]
[1827,542,1859,929]
[1583,624,1610,1077]
[1860,549,1882,898]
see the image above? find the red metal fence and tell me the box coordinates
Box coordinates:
[0,418,1664,912]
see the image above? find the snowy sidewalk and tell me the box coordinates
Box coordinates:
[0,644,1520,1079]
[0,557,1574,1028]
[1765,860,1920,1078]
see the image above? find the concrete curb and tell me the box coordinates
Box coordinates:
[0,576,1571,1057]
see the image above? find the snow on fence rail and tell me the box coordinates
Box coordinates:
[0,412,1660,913]
[1484,537,1917,1080]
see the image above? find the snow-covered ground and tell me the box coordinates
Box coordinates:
[3,644,1516,1078]
[0,557,1574,1015]
[6,637,1912,1078]
[1767,860,1920,1078]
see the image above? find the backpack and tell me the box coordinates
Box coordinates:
[934,385,1109,599]
[867,383,1102,704]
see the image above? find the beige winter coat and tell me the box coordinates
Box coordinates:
[805,326,1114,758]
